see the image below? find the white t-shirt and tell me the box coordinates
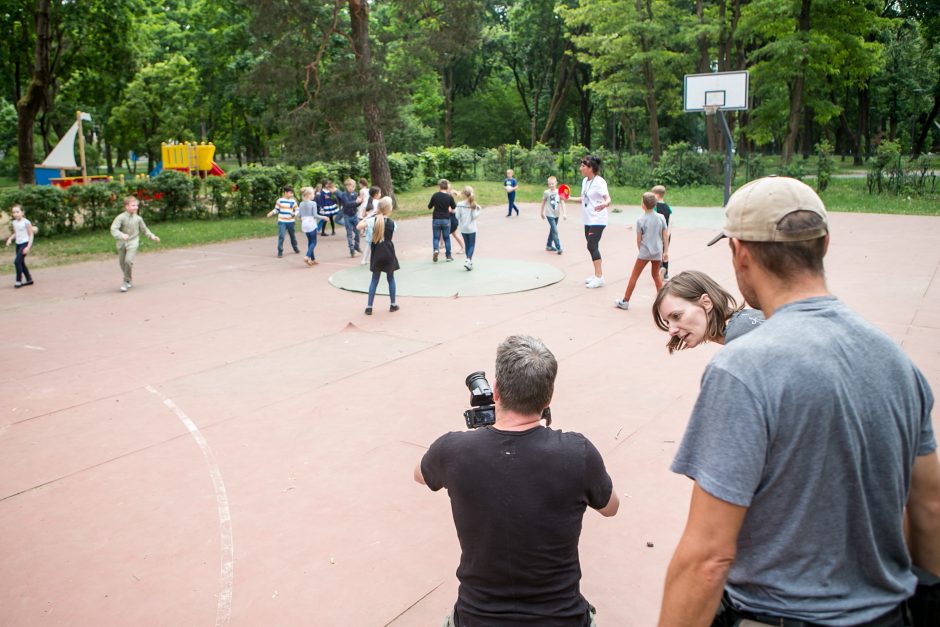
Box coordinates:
[12,218,32,244]
[580,175,609,226]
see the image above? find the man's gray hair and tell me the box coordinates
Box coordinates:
[494,335,557,416]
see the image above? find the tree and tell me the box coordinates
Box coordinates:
[108,55,200,165]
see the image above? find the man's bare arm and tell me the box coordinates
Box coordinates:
[596,489,620,517]
[413,462,426,485]
[907,451,940,576]
[658,484,747,627]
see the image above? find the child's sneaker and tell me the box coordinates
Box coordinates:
[464,259,473,271]
[389,303,400,312]
[585,275,596,284]
[614,298,630,310]
[14,281,22,288]
[364,307,373,315]
[586,276,605,288]
[557,249,563,255]
[120,283,129,292]
[433,250,439,262]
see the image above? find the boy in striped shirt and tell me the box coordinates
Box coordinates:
[267,186,300,258]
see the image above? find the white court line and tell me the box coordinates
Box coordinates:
[146,385,234,626]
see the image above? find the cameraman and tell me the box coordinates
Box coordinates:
[414,335,620,626]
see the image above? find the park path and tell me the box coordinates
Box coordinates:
[0,204,938,626]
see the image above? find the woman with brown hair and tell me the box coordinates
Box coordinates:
[652,270,764,353]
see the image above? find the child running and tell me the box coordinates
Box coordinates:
[358,186,382,266]
[615,192,668,310]
[267,185,300,258]
[5,204,35,288]
[363,197,400,315]
[297,186,323,265]
[539,175,567,254]
[455,186,482,270]
[110,196,161,292]
[652,185,673,280]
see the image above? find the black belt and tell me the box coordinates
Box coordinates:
[722,595,907,627]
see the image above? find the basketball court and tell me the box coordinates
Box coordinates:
[1,203,938,626]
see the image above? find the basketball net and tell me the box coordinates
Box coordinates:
[704,104,720,116]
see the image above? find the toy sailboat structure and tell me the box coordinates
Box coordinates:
[35,110,109,187]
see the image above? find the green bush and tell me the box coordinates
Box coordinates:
[1,184,72,235]
[780,157,806,181]
[618,154,653,187]
[518,143,557,183]
[228,166,281,216]
[206,176,232,216]
[815,140,833,192]
[68,181,124,229]
[651,142,714,187]
[151,170,195,220]
[418,146,478,185]
[742,154,766,181]
[386,152,420,192]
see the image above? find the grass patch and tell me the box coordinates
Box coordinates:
[4,177,936,274]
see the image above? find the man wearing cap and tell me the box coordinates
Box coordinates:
[658,176,940,626]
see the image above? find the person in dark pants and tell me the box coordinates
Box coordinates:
[5,205,34,288]
[316,180,339,236]
[503,168,519,217]
[339,178,362,257]
[363,197,400,315]
[428,178,456,262]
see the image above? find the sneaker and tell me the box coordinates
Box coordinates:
[14,281,22,288]
[364,307,373,315]
[586,276,605,289]
[557,249,563,255]
[120,284,128,293]
[126,282,132,289]
[354,247,362,253]
[446,256,454,262]
[659,267,666,281]
[23,279,34,286]
[310,259,319,265]
[614,298,630,310]
[464,260,472,271]
[349,250,356,257]
[389,303,400,313]
[277,253,283,258]
[304,256,311,266]
[293,249,300,254]
[433,250,439,262]
[585,275,596,284]
[663,272,670,281]
[545,246,556,252]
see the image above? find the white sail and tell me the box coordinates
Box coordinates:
[40,121,80,169]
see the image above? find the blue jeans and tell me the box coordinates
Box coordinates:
[506,191,518,216]
[343,214,360,252]
[304,229,318,259]
[367,271,396,306]
[463,232,476,260]
[432,219,452,257]
[278,222,299,255]
[546,216,561,251]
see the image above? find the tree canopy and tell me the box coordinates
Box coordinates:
[2,0,938,184]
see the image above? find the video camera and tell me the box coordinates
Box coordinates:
[463,371,551,429]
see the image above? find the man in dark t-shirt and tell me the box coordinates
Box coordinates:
[428,178,457,262]
[415,335,620,627]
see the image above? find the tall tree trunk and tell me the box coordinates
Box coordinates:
[348,0,393,197]
[698,0,719,153]
[442,63,454,148]
[858,87,870,162]
[912,75,939,158]
[539,52,574,146]
[782,0,811,164]
[575,64,592,148]
[638,0,661,163]
[16,0,52,186]
[801,106,814,157]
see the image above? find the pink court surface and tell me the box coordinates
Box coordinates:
[1,204,938,626]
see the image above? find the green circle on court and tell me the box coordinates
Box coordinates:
[329,259,565,297]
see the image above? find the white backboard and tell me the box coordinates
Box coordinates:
[684,71,749,112]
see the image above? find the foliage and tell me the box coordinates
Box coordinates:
[815,140,834,192]
[866,140,938,195]
[227,167,285,217]
[418,146,479,185]
[781,157,807,181]
[1,185,73,235]
[650,142,715,187]
[69,182,124,230]
[151,170,196,220]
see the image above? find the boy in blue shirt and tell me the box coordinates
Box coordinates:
[503,169,519,217]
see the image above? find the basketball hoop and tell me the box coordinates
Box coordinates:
[704,104,720,116]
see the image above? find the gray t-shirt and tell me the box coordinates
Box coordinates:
[543,189,562,218]
[724,308,765,343]
[454,202,481,234]
[636,211,667,260]
[672,296,935,625]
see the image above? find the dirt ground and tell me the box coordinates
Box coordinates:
[1,204,938,626]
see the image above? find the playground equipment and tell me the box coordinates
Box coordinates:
[34,111,111,187]
[149,141,225,178]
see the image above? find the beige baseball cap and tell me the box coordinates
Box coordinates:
[707,176,828,246]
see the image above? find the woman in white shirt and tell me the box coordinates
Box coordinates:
[569,155,612,288]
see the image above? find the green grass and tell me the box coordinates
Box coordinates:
[3,177,937,274]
